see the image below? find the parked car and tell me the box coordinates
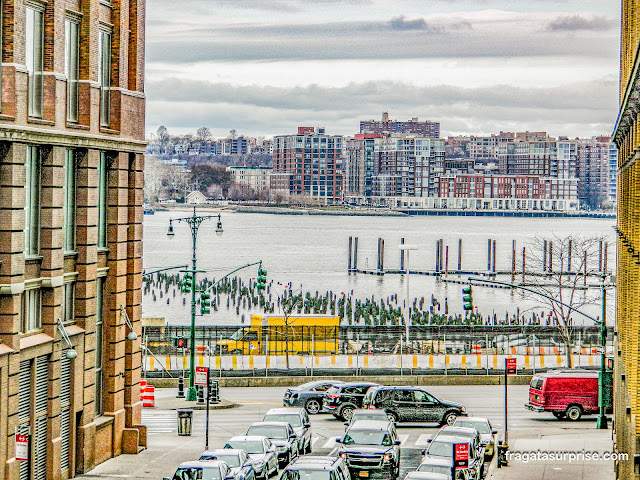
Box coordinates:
[344,409,389,429]
[263,407,312,454]
[199,449,256,480]
[417,456,457,479]
[525,369,607,420]
[404,472,452,480]
[453,417,497,457]
[224,436,278,480]
[422,428,483,480]
[283,380,345,414]
[282,455,351,480]
[336,420,401,480]
[164,460,234,480]
[362,386,467,425]
[322,382,379,420]
[246,422,298,468]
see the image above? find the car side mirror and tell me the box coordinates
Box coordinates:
[304,423,311,428]
[492,430,498,435]
[335,437,342,443]
[344,422,349,426]
[394,440,401,445]
[421,449,426,455]
[426,439,432,443]
[290,434,297,439]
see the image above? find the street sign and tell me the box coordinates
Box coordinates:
[506,358,517,375]
[195,366,209,386]
[596,346,605,354]
[453,443,469,470]
[15,434,28,461]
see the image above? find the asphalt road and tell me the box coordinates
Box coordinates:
[139,384,600,479]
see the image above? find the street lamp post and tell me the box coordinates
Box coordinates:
[596,273,609,429]
[399,244,417,340]
[168,206,223,401]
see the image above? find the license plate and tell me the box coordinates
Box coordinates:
[359,472,369,477]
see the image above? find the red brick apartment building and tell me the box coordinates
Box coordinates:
[0,1,146,479]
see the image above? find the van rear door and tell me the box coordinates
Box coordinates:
[526,375,546,411]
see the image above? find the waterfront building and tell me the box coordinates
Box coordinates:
[344,134,384,203]
[576,136,618,209]
[359,112,440,138]
[0,1,146,479]
[612,2,640,478]
[227,166,272,191]
[272,127,344,203]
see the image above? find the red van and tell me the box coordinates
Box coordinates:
[525,370,605,421]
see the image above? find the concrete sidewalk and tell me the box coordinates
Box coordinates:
[487,428,616,480]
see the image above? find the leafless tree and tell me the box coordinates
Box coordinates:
[521,234,606,367]
[280,292,303,370]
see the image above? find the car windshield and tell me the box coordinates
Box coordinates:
[229,329,245,341]
[427,441,455,457]
[326,386,339,395]
[286,470,332,480]
[172,466,220,480]
[455,421,490,434]
[264,414,302,427]
[417,464,451,476]
[343,431,390,446]
[205,454,240,467]
[247,426,288,439]
[225,441,264,454]
[352,413,385,422]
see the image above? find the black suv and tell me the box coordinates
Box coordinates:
[336,420,401,480]
[282,456,351,480]
[322,382,379,420]
[362,386,466,425]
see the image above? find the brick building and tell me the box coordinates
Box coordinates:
[272,127,343,203]
[359,112,440,138]
[0,1,146,479]
[612,2,640,478]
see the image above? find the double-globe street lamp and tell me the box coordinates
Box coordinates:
[168,206,223,401]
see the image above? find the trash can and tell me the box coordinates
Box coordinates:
[177,409,193,436]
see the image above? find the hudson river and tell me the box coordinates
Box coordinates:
[142,210,616,326]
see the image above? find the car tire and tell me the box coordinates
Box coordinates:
[306,441,312,454]
[305,398,322,415]
[565,405,582,421]
[442,411,458,426]
[280,453,290,468]
[386,411,398,423]
[340,405,355,421]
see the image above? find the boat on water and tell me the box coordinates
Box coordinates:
[143,204,155,215]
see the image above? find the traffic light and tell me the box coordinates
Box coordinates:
[256,266,267,292]
[462,285,473,311]
[182,272,193,293]
[174,336,188,348]
[201,291,211,314]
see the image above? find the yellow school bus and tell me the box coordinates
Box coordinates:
[217,314,340,355]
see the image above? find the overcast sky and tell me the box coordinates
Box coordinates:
[146,0,621,139]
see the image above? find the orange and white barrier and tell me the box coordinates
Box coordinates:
[142,384,155,407]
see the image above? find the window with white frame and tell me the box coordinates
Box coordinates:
[95,276,105,415]
[21,287,42,332]
[98,29,111,127]
[26,4,44,118]
[65,17,80,123]
[97,152,108,248]
[25,145,41,256]
[63,149,76,252]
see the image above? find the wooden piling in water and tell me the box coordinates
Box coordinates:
[400,237,405,272]
[354,237,358,270]
[381,239,385,271]
[549,241,553,272]
[522,247,526,283]
[439,239,444,274]
[543,240,548,272]
[511,240,516,282]
[492,240,497,273]
[435,240,441,272]
[458,239,462,271]
[487,239,491,271]
[348,236,353,273]
[598,240,603,272]
[568,239,572,272]
[604,242,608,273]
[445,245,449,276]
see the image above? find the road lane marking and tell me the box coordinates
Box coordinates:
[398,435,410,445]
[415,434,432,446]
[322,438,337,449]
[311,437,320,446]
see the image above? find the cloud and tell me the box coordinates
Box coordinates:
[145,78,619,138]
[387,16,430,31]
[547,15,614,32]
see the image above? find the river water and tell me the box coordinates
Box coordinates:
[142,210,617,326]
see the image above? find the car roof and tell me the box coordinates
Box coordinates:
[228,435,269,442]
[336,381,379,387]
[347,420,392,430]
[419,457,453,467]
[287,456,342,471]
[404,473,451,480]
[178,460,224,468]
[201,449,243,456]
[371,386,425,390]
[352,409,387,416]
[535,369,599,378]
[455,417,489,424]
[248,422,290,429]
[437,426,477,437]
[265,408,304,415]
[430,434,471,443]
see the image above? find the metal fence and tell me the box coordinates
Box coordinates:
[143,324,612,356]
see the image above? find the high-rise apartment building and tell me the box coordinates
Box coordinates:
[344,134,384,202]
[272,127,343,203]
[0,2,146,479]
[576,136,617,209]
[360,112,440,138]
[613,2,640,478]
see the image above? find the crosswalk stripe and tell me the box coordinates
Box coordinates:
[398,435,410,445]
[322,438,337,449]
[415,434,432,446]
[311,437,320,446]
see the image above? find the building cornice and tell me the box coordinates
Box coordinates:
[0,124,147,153]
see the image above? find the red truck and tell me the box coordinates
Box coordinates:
[525,369,612,421]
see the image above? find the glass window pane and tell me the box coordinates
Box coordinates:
[65,20,79,122]
[99,31,111,127]
[98,152,107,248]
[63,149,76,252]
[26,7,43,118]
[25,146,40,256]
